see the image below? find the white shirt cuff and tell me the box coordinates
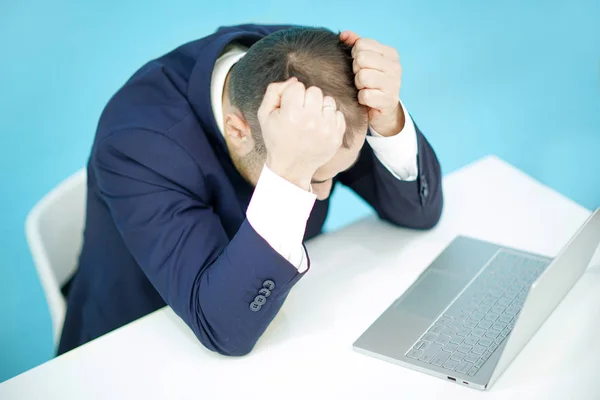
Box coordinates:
[246,165,315,273]
[366,100,419,181]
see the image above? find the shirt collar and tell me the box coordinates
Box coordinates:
[210,44,248,137]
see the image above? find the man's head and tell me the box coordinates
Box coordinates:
[222,27,368,199]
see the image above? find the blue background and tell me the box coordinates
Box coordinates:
[1,0,598,383]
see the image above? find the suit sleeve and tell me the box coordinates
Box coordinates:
[93,128,306,356]
[338,123,443,229]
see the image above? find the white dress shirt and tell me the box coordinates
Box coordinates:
[210,44,419,273]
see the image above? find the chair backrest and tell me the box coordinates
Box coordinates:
[25,168,87,348]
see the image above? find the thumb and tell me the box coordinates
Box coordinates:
[258,77,298,121]
[340,30,360,46]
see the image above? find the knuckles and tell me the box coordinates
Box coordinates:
[261,81,344,138]
[305,85,323,98]
[355,52,368,68]
[357,89,371,103]
[356,69,371,87]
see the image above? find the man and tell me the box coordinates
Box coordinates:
[59,24,443,355]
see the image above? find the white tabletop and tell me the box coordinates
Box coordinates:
[2,155,598,400]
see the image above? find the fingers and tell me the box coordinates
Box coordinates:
[346,36,402,117]
[304,86,324,110]
[335,110,346,135]
[340,30,360,46]
[281,80,306,110]
[261,78,344,141]
[357,89,394,111]
[323,107,345,149]
[351,38,399,60]
[258,77,298,120]
[352,50,401,76]
[323,96,336,110]
[354,68,399,93]
[321,95,337,120]
[321,95,344,144]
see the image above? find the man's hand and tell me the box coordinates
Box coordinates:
[340,31,405,137]
[258,77,346,190]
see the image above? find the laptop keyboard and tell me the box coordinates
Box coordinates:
[405,251,549,377]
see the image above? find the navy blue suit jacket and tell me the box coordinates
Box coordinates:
[58,24,443,356]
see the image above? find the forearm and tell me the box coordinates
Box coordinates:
[95,131,313,357]
[367,101,419,181]
[246,165,315,272]
[189,166,315,355]
[190,220,306,356]
[371,128,443,229]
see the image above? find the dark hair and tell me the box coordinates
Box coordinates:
[228,27,367,153]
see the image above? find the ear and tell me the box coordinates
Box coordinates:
[224,111,255,155]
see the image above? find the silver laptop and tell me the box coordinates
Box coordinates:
[353,208,600,390]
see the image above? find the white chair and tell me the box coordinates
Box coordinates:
[25,168,87,349]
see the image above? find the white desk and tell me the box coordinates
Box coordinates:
[2,156,598,400]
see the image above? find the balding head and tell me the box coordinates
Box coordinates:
[228,27,368,153]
